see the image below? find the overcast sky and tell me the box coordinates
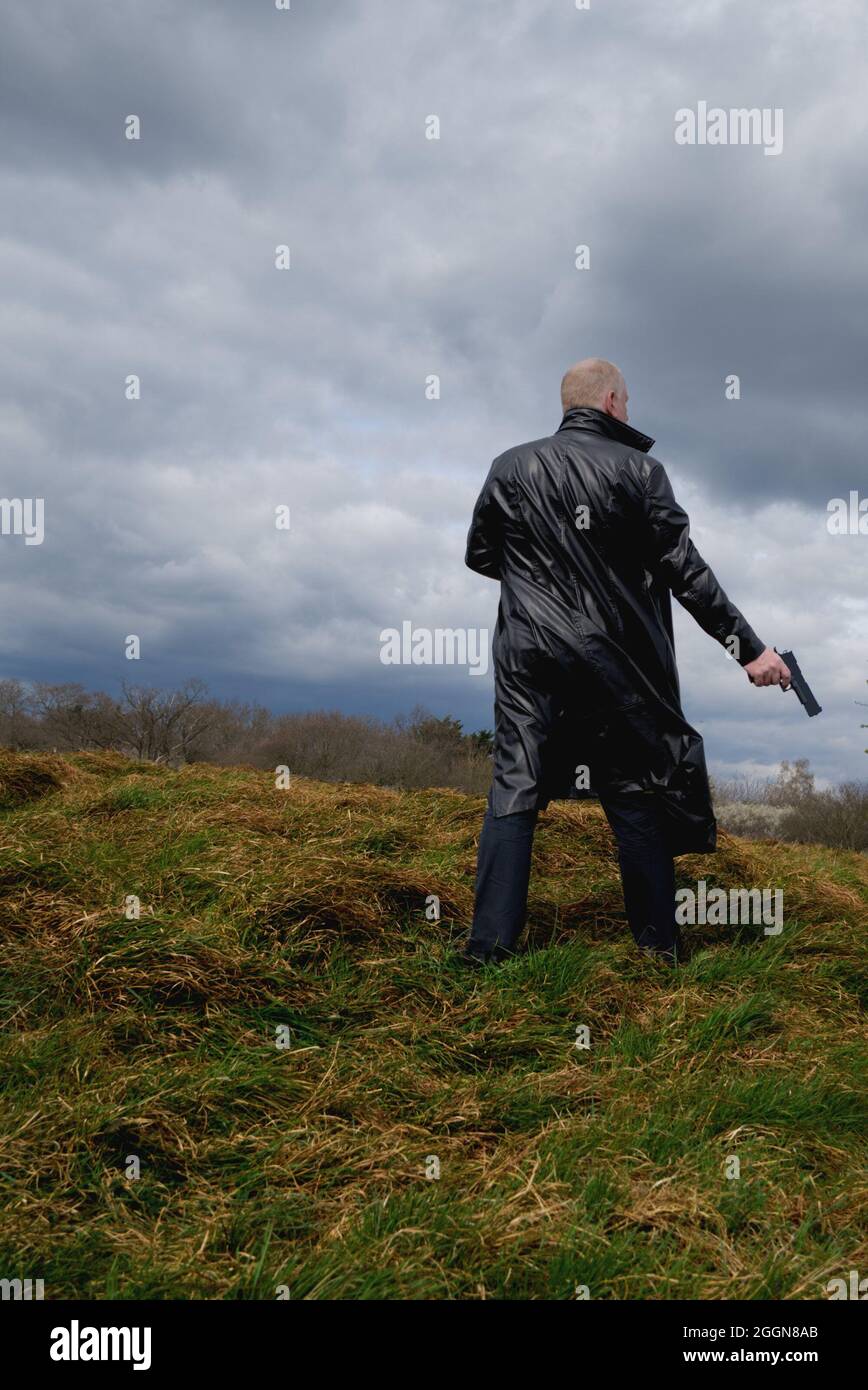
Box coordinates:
[1,0,865,786]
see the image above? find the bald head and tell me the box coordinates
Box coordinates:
[560,358,629,423]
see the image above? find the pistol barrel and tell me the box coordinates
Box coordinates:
[778,649,822,717]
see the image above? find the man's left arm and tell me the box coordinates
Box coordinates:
[639,458,766,667]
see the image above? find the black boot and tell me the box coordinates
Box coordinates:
[456,939,514,968]
[636,923,685,966]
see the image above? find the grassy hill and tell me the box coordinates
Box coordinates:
[0,749,865,1300]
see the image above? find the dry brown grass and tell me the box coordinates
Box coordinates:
[0,751,865,1299]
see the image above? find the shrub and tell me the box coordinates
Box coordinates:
[716,802,788,838]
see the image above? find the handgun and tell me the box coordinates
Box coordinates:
[776,649,822,717]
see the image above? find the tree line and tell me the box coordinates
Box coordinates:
[0,678,494,794]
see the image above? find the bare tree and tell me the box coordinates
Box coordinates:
[33,683,130,752]
[120,679,213,763]
[0,678,35,749]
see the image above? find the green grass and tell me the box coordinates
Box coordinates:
[0,748,865,1300]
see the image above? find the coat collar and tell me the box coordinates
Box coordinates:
[557,406,655,454]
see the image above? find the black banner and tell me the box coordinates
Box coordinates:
[8,1298,862,1375]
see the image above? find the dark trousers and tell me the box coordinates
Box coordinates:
[468,791,678,961]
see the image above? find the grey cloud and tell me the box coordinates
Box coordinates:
[1,0,865,785]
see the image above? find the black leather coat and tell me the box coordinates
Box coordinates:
[465,407,766,854]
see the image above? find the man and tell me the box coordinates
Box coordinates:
[462,358,790,966]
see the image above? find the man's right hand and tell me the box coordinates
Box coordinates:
[744,647,791,689]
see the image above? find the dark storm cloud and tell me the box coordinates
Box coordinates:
[1,0,865,785]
